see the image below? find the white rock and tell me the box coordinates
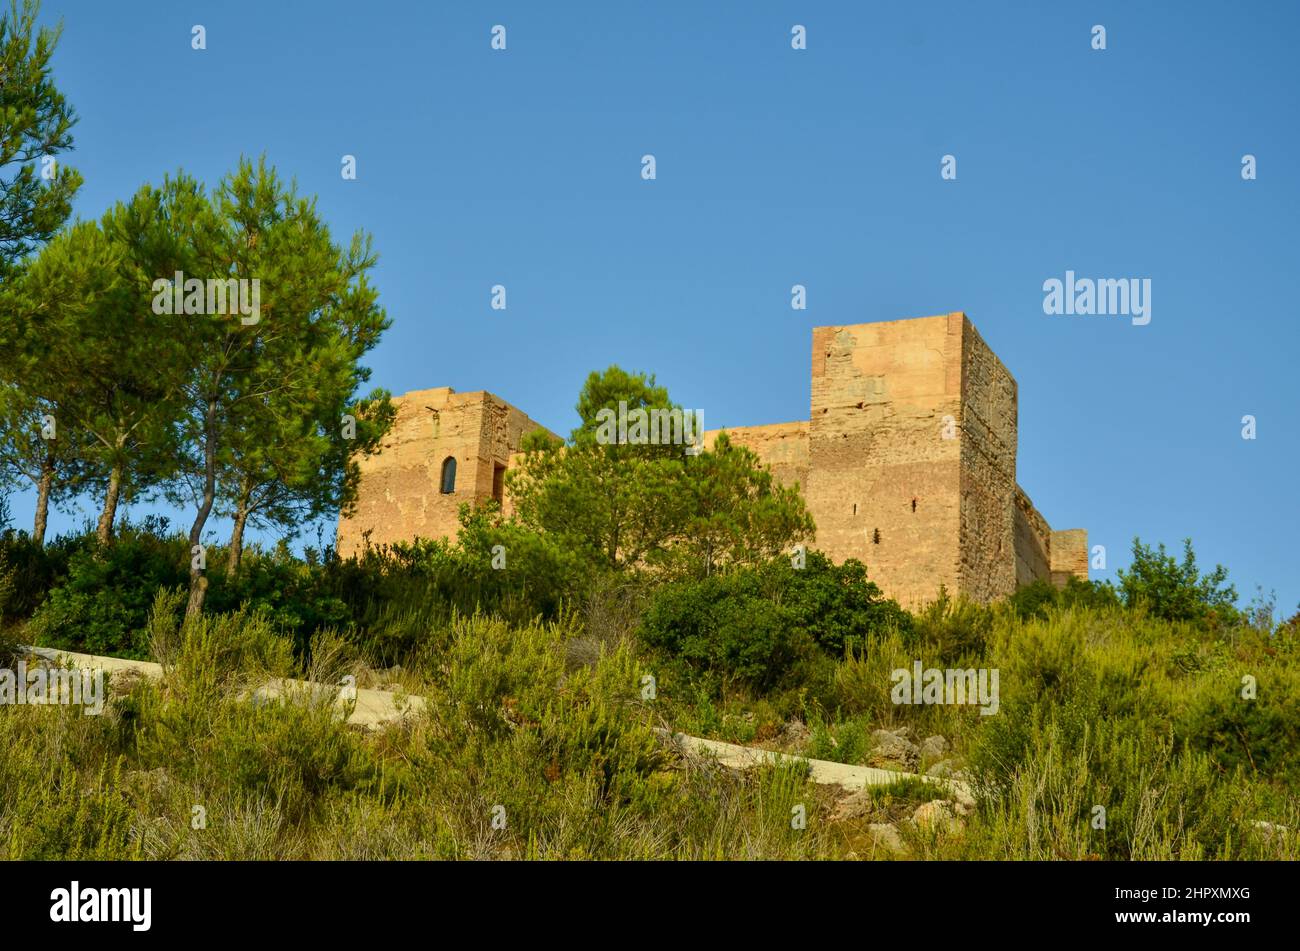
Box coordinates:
[912,799,965,834]
[919,735,949,762]
[867,822,908,855]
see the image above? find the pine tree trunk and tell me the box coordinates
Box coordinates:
[186,398,219,618]
[228,500,249,577]
[32,455,54,547]
[185,574,208,619]
[96,462,123,545]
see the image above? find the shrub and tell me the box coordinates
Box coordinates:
[322,504,592,661]
[131,608,362,824]
[1176,666,1300,785]
[639,568,809,692]
[26,525,188,658]
[638,552,906,692]
[453,502,592,619]
[968,608,1141,797]
[777,553,912,655]
[906,587,996,663]
[964,717,1276,860]
[1117,537,1238,624]
[0,526,85,622]
[1008,577,1120,621]
[9,504,591,664]
[206,544,350,650]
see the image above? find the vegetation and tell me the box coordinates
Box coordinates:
[0,0,81,271]
[506,368,814,576]
[0,2,395,622]
[1,514,1296,860]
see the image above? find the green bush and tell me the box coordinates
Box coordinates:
[22,529,352,661]
[639,568,808,691]
[807,715,870,764]
[1008,577,1120,621]
[325,504,590,661]
[906,587,996,663]
[965,716,1276,860]
[779,553,912,656]
[8,504,590,664]
[206,545,350,648]
[0,525,87,622]
[1176,667,1300,785]
[1117,537,1238,624]
[958,605,1298,860]
[638,552,907,692]
[969,609,1133,795]
[3,594,1294,861]
[26,524,188,658]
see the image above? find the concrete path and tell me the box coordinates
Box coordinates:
[19,645,426,730]
[19,646,971,802]
[664,730,973,799]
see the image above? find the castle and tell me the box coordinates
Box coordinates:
[337,312,1088,606]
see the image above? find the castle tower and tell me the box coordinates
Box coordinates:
[336,388,556,558]
[805,313,1007,605]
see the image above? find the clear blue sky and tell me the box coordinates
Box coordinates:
[13,0,1299,616]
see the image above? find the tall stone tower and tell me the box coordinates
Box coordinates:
[804,313,1014,605]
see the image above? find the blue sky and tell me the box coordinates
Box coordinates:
[11,1,1299,615]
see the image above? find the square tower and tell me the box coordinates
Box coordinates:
[336,388,556,557]
[805,313,1017,606]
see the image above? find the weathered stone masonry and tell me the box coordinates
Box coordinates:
[337,312,1087,606]
[336,387,557,557]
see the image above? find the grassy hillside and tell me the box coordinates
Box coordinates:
[1,525,1295,860]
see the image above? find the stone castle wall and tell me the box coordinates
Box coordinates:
[337,312,1087,604]
[700,421,809,489]
[957,317,1019,603]
[1050,529,1090,588]
[1013,486,1052,586]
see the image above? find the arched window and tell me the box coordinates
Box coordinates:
[440,456,456,494]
